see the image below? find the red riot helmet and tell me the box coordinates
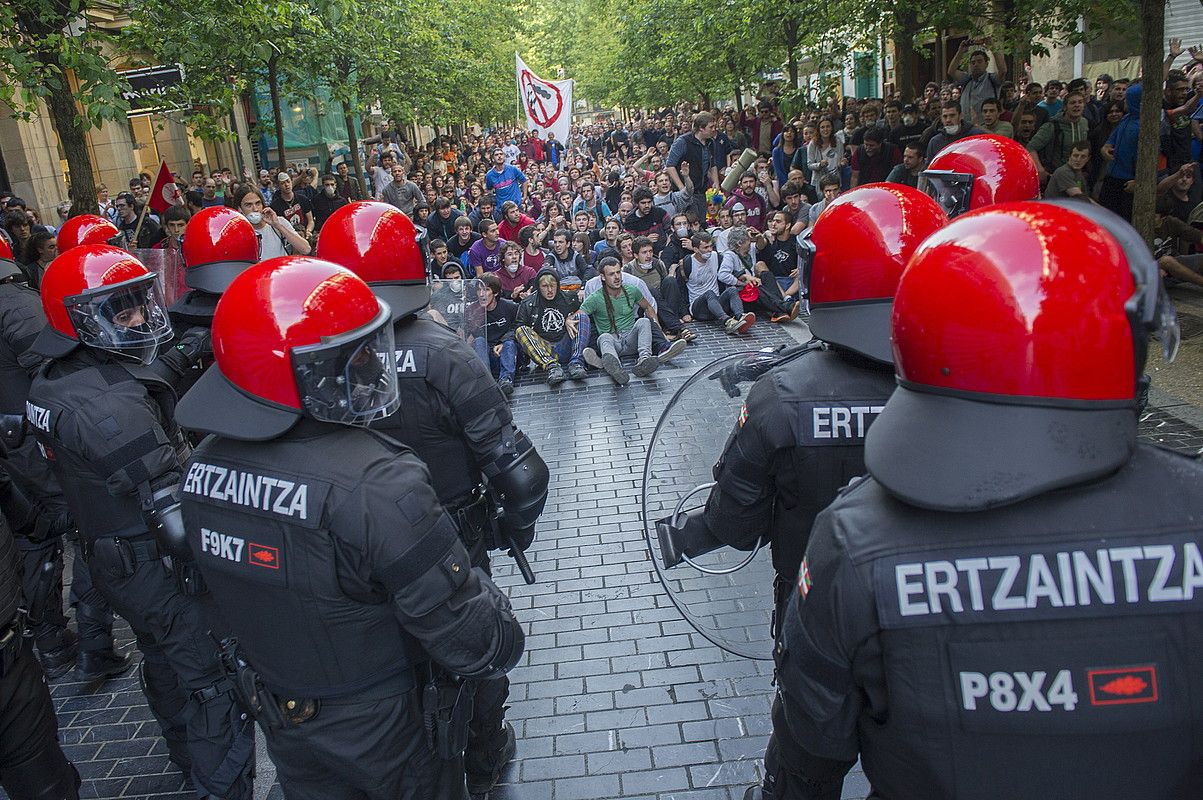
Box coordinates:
[181,206,259,293]
[32,244,173,364]
[317,201,427,321]
[56,214,120,253]
[176,256,401,440]
[803,183,948,363]
[0,236,20,281]
[920,134,1039,218]
[865,201,1179,512]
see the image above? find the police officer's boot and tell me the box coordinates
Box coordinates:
[74,599,130,681]
[465,720,516,795]
[744,786,775,800]
[33,627,78,681]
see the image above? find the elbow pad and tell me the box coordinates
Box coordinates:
[453,577,524,680]
[147,484,192,561]
[482,428,549,534]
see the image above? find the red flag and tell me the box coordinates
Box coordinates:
[148,160,182,214]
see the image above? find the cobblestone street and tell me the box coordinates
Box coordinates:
[13,305,1203,800]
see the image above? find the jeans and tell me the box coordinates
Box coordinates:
[514,314,591,369]
[755,277,795,315]
[690,286,744,321]
[472,337,517,381]
[598,316,652,360]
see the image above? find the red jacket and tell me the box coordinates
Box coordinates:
[499,213,537,242]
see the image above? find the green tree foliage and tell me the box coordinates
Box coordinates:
[0,0,130,214]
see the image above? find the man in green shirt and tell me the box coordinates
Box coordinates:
[580,257,659,385]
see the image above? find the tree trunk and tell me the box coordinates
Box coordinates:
[894,5,918,102]
[785,20,800,89]
[267,54,287,169]
[342,101,365,199]
[45,69,97,218]
[14,3,97,218]
[734,87,744,114]
[1132,0,1165,244]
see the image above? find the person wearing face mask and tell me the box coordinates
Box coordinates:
[925,101,985,160]
[496,241,536,301]
[311,173,348,234]
[234,186,311,258]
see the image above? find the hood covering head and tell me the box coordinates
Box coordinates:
[1124,82,1142,116]
[532,267,562,301]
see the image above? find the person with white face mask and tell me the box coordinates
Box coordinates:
[925,101,984,160]
[235,186,311,258]
[496,241,537,301]
[312,173,348,234]
[888,102,929,150]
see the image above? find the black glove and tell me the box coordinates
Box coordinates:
[154,326,212,379]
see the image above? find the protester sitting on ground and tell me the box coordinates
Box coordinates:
[680,231,755,334]
[571,232,596,269]
[724,226,798,323]
[808,174,842,225]
[514,268,591,386]
[472,272,519,395]
[1044,141,1094,200]
[625,235,694,341]
[498,200,537,241]
[427,238,454,276]
[468,218,506,276]
[497,240,537,300]
[547,228,593,291]
[448,215,481,266]
[428,262,473,336]
[580,257,663,385]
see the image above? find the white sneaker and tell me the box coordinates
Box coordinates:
[658,339,687,364]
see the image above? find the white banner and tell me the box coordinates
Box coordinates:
[515,54,573,146]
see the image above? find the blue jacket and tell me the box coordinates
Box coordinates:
[1106,83,1142,181]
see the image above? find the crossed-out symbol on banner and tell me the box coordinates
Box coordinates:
[520,69,563,129]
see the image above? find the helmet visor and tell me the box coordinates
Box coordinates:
[797,229,816,292]
[291,308,401,426]
[65,275,173,365]
[921,170,975,218]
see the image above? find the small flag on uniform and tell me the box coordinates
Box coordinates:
[149,160,183,214]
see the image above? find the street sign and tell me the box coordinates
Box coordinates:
[117,65,184,117]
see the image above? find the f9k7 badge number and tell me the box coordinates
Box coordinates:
[959,670,1079,712]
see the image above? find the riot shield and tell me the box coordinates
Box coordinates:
[131,247,186,307]
[641,346,812,660]
[428,278,487,342]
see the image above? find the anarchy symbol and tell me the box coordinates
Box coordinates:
[520,69,563,129]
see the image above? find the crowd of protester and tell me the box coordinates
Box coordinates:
[8,37,1203,391]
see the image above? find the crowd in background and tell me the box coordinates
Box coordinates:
[7,39,1203,387]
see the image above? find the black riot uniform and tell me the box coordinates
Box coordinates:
[376,310,547,791]
[174,253,526,800]
[180,420,525,800]
[776,200,1202,799]
[318,199,549,794]
[0,270,122,679]
[25,348,254,799]
[0,466,80,800]
[703,343,894,621]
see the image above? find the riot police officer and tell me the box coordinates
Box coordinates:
[317,201,548,794]
[25,245,254,799]
[920,132,1040,218]
[55,214,119,254]
[0,238,127,681]
[170,205,258,333]
[0,466,80,800]
[658,184,948,800]
[174,255,525,800]
[778,201,1203,798]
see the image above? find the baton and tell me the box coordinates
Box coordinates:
[506,537,536,585]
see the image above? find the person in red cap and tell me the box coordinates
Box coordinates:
[24,245,255,798]
[317,201,547,794]
[175,255,524,800]
[776,201,1201,800]
[653,184,948,800]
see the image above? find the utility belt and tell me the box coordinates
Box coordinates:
[0,609,27,678]
[216,637,421,732]
[84,533,206,597]
[420,664,476,761]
